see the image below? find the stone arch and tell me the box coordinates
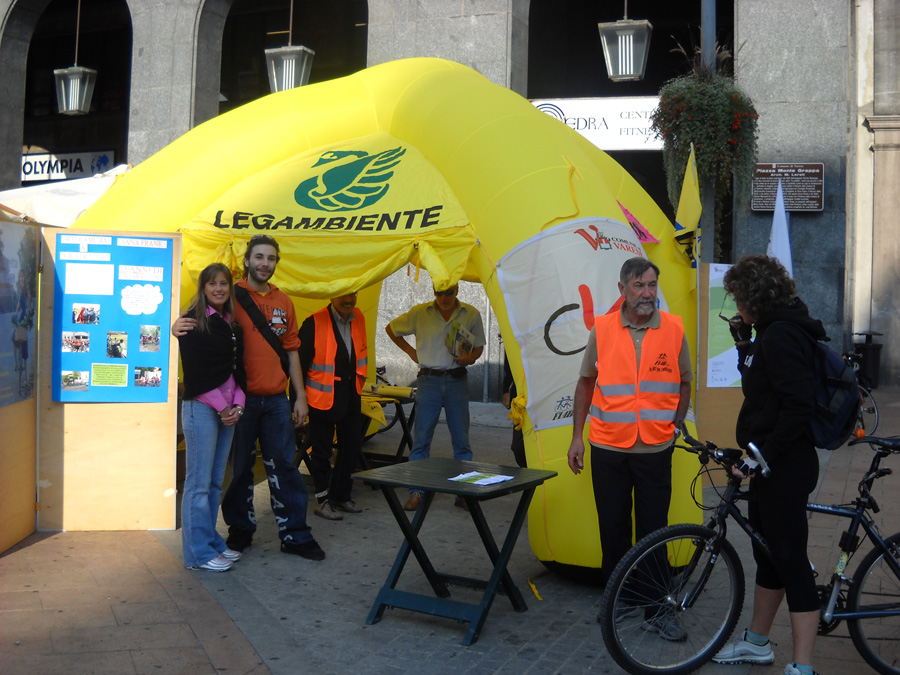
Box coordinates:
[0,0,54,187]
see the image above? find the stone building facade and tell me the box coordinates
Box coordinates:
[1,0,898,390]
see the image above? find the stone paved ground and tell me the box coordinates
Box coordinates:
[155,399,900,674]
[3,395,898,674]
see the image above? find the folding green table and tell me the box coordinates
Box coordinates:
[353,457,557,645]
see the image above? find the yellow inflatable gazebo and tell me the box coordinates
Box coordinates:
[73,57,702,574]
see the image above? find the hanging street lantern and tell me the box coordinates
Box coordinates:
[597,1,652,82]
[54,0,97,114]
[264,45,315,93]
[54,65,97,115]
[263,0,315,93]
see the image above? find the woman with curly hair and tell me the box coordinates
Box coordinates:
[178,262,246,572]
[713,255,822,675]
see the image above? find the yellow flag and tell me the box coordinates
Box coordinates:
[673,145,701,268]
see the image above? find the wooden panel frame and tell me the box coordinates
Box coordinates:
[38,230,180,531]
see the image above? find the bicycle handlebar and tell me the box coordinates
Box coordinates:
[678,427,900,480]
[676,424,745,469]
[677,424,770,476]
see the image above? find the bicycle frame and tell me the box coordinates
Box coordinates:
[681,449,900,625]
[807,500,900,622]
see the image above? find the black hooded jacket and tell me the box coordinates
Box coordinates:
[735,298,826,465]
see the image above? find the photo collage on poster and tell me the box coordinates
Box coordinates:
[52,234,172,403]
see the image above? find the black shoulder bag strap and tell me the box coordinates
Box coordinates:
[233,285,291,380]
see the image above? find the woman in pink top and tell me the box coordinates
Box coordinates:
[177,263,246,572]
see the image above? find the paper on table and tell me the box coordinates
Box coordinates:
[449,471,514,486]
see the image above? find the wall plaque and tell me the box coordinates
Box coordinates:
[751,163,824,211]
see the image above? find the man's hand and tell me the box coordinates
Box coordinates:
[385,325,418,363]
[453,345,484,367]
[292,398,308,429]
[502,392,511,409]
[567,437,585,475]
[171,312,197,337]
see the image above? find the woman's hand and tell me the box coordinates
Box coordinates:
[219,405,243,426]
[730,457,759,479]
[728,314,752,345]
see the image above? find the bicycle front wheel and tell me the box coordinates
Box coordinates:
[599,524,745,675]
[847,532,900,674]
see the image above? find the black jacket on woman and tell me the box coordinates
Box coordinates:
[178,308,246,400]
[735,298,825,466]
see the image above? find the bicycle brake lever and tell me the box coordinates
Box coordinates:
[747,443,771,477]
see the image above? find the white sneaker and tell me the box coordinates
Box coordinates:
[192,554,233,572]
[712,629,775,664]
[220,548,241,562]
[784,664,819,675]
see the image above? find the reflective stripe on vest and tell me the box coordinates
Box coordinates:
[305,306,368,410]
[588,311,684,448]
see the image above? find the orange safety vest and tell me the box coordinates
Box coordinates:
[305,307,368,410]
[589,311,683,448]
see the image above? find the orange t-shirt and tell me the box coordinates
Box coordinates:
[234,279,300,396]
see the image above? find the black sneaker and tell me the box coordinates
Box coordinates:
[226,528,253,552]
[281,539,326,561]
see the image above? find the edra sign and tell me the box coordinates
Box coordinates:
[21,151,115,182]
[751,163,824,212]
[531,97,662,152]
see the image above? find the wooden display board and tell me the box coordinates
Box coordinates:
[0,221,39,552]
[37,230,180,531]
[0,397,36,551]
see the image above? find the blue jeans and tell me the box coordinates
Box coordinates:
[409,372,472,494]
[221,394,312,544]
[181,400,234,567]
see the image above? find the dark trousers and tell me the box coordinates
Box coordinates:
[511,427,526,467]
[308,401,363,504]
[749,444,820,612]
[590,444,674,582]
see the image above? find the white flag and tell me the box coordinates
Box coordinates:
[767,179,793,277]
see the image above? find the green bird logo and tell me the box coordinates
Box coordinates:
[294,146,406,211]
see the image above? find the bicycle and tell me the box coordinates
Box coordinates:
[599,428,900,675]
[294,366,415,468]
[362,365,403,441]
[843,349,879,436]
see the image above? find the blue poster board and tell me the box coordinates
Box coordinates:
[52,234,173,403]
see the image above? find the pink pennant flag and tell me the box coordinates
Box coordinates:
[617,201,660,243]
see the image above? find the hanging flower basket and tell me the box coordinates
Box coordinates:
[651,72,759,237]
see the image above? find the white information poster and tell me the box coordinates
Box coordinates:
[707,263,742,388]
